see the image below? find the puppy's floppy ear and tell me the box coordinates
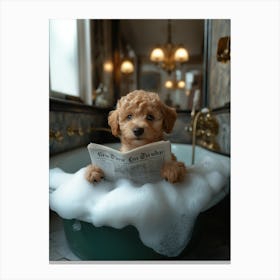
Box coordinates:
[161,103,177,133]
[108,109,120,136]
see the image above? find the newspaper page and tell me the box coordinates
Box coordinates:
[87,141,171,184]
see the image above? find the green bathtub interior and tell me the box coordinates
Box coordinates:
[63,219,169,260]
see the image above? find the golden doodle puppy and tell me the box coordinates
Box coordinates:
[85,90,187,184]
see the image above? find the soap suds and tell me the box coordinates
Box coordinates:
[49,156,230,257]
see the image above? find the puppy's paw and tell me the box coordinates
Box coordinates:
[161,161,187,183]
[85,164,104,184]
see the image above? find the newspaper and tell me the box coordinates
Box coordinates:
[87,141,172,184]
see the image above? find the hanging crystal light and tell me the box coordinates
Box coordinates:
[150,20,189,74]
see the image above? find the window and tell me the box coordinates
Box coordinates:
[49,19,92,105]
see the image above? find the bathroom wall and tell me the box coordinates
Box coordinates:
[49,100,116,155]
[166,112,192,144]
[50,19,230,157]
[50,105,229,156]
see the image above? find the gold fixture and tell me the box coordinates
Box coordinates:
[120,45,135,75]
[187,108,220,164]
[50,126,112,142]
[150,20,189,74]
[49,129,64,142]
[217,36,230,63]
[103,45,135,76]
[67,127,84,136]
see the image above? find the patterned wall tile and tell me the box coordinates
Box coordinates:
[50,111,109,155]
[50,110,229,156]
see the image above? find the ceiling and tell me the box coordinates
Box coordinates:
[119,19,205,59]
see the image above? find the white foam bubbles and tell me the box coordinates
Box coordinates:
[49,155,230,257]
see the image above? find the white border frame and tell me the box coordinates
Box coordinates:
[0,1,279,279]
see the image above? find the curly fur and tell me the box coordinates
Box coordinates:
[85,90,186,184]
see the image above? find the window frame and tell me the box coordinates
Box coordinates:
[49,19,93,105]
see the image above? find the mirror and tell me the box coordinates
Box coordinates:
[92,19,206,110]
[119,19,205,111]
[50,19,230,111]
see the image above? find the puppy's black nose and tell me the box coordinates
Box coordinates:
[133,127,144,137]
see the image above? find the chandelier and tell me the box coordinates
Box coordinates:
[150,20,189,74]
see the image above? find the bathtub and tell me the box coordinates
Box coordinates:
[49,143,230,260]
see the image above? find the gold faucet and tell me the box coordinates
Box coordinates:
[188,108,220,164]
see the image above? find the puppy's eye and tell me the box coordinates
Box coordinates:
[126,114,132,120]
[146,114,154,121]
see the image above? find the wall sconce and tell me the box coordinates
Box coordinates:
[164,79,186,89]
[103,60,114,72]
[177,80,186,88]
[103,59,134,74]
[164,80,174,89]
[120,59,134,74]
